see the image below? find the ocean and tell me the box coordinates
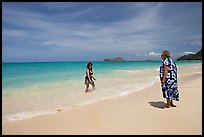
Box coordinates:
[2,61,202,123]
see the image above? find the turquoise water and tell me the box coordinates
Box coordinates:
[3,61,157,93]
[2,60,202,122]
[3,61,201,92]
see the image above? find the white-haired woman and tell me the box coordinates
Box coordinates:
[160,50,179,108]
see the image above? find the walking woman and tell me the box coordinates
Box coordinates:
[85,62,96,93]
[159,50,179,108]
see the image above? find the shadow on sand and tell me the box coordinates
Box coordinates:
[148,101,166,109]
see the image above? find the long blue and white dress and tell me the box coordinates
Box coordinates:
[159,58,179,101]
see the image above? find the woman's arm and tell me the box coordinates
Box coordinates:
[91,76,96,80]
[86,69,92,82]
[161,64,169,85]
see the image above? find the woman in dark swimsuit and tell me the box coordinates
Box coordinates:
[85,62,96,93]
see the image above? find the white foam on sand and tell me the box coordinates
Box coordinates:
[76,79,157,108]
[114,69,143,73]
[1,110,57,125]
[191,64,202,69]
[195,71,202,74]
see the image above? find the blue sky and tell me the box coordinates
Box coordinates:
[2,2,202,62]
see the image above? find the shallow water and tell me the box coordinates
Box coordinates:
[2,60,202,122]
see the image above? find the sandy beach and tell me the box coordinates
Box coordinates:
[2,64,202,135]
[2,2,202,135]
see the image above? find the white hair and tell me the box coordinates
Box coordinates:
[162,50,171,58]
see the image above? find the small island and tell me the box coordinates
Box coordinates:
[104,57,126,62]
[177,48,202,61]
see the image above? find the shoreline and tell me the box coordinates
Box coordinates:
[2,63,201,123]
[2,64,202,135]
[2,65,161,123]
[2,78,158,124]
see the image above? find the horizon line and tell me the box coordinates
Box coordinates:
[2,60,162,63]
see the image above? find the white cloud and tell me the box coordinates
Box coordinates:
[182,51,196,55]
[2,3,164,53]
[43,40,76,47]
[145,51,160,56]
[191,40,202,46]
[3,2,201,61]
[188,35,202,46]
[41,2,76,9]
[3,29,26,36]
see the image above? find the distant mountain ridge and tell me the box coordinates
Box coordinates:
[104,57,126,62]
[177,48,202,61]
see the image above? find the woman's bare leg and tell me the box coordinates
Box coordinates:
[90,80,95,90]
[85,80,89,93]
[170,100,176,107]
[165,99,171,108]
[92,83,95,90]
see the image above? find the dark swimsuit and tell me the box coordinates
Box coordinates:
[85,70,95,86]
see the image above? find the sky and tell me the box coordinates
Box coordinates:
[2,2,202,62]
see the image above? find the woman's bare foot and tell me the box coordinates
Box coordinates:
[170,100,176,107]
[165,99,171,108]
[92,86,95,90]
[165,104,171,108]
[171,104,176,107]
